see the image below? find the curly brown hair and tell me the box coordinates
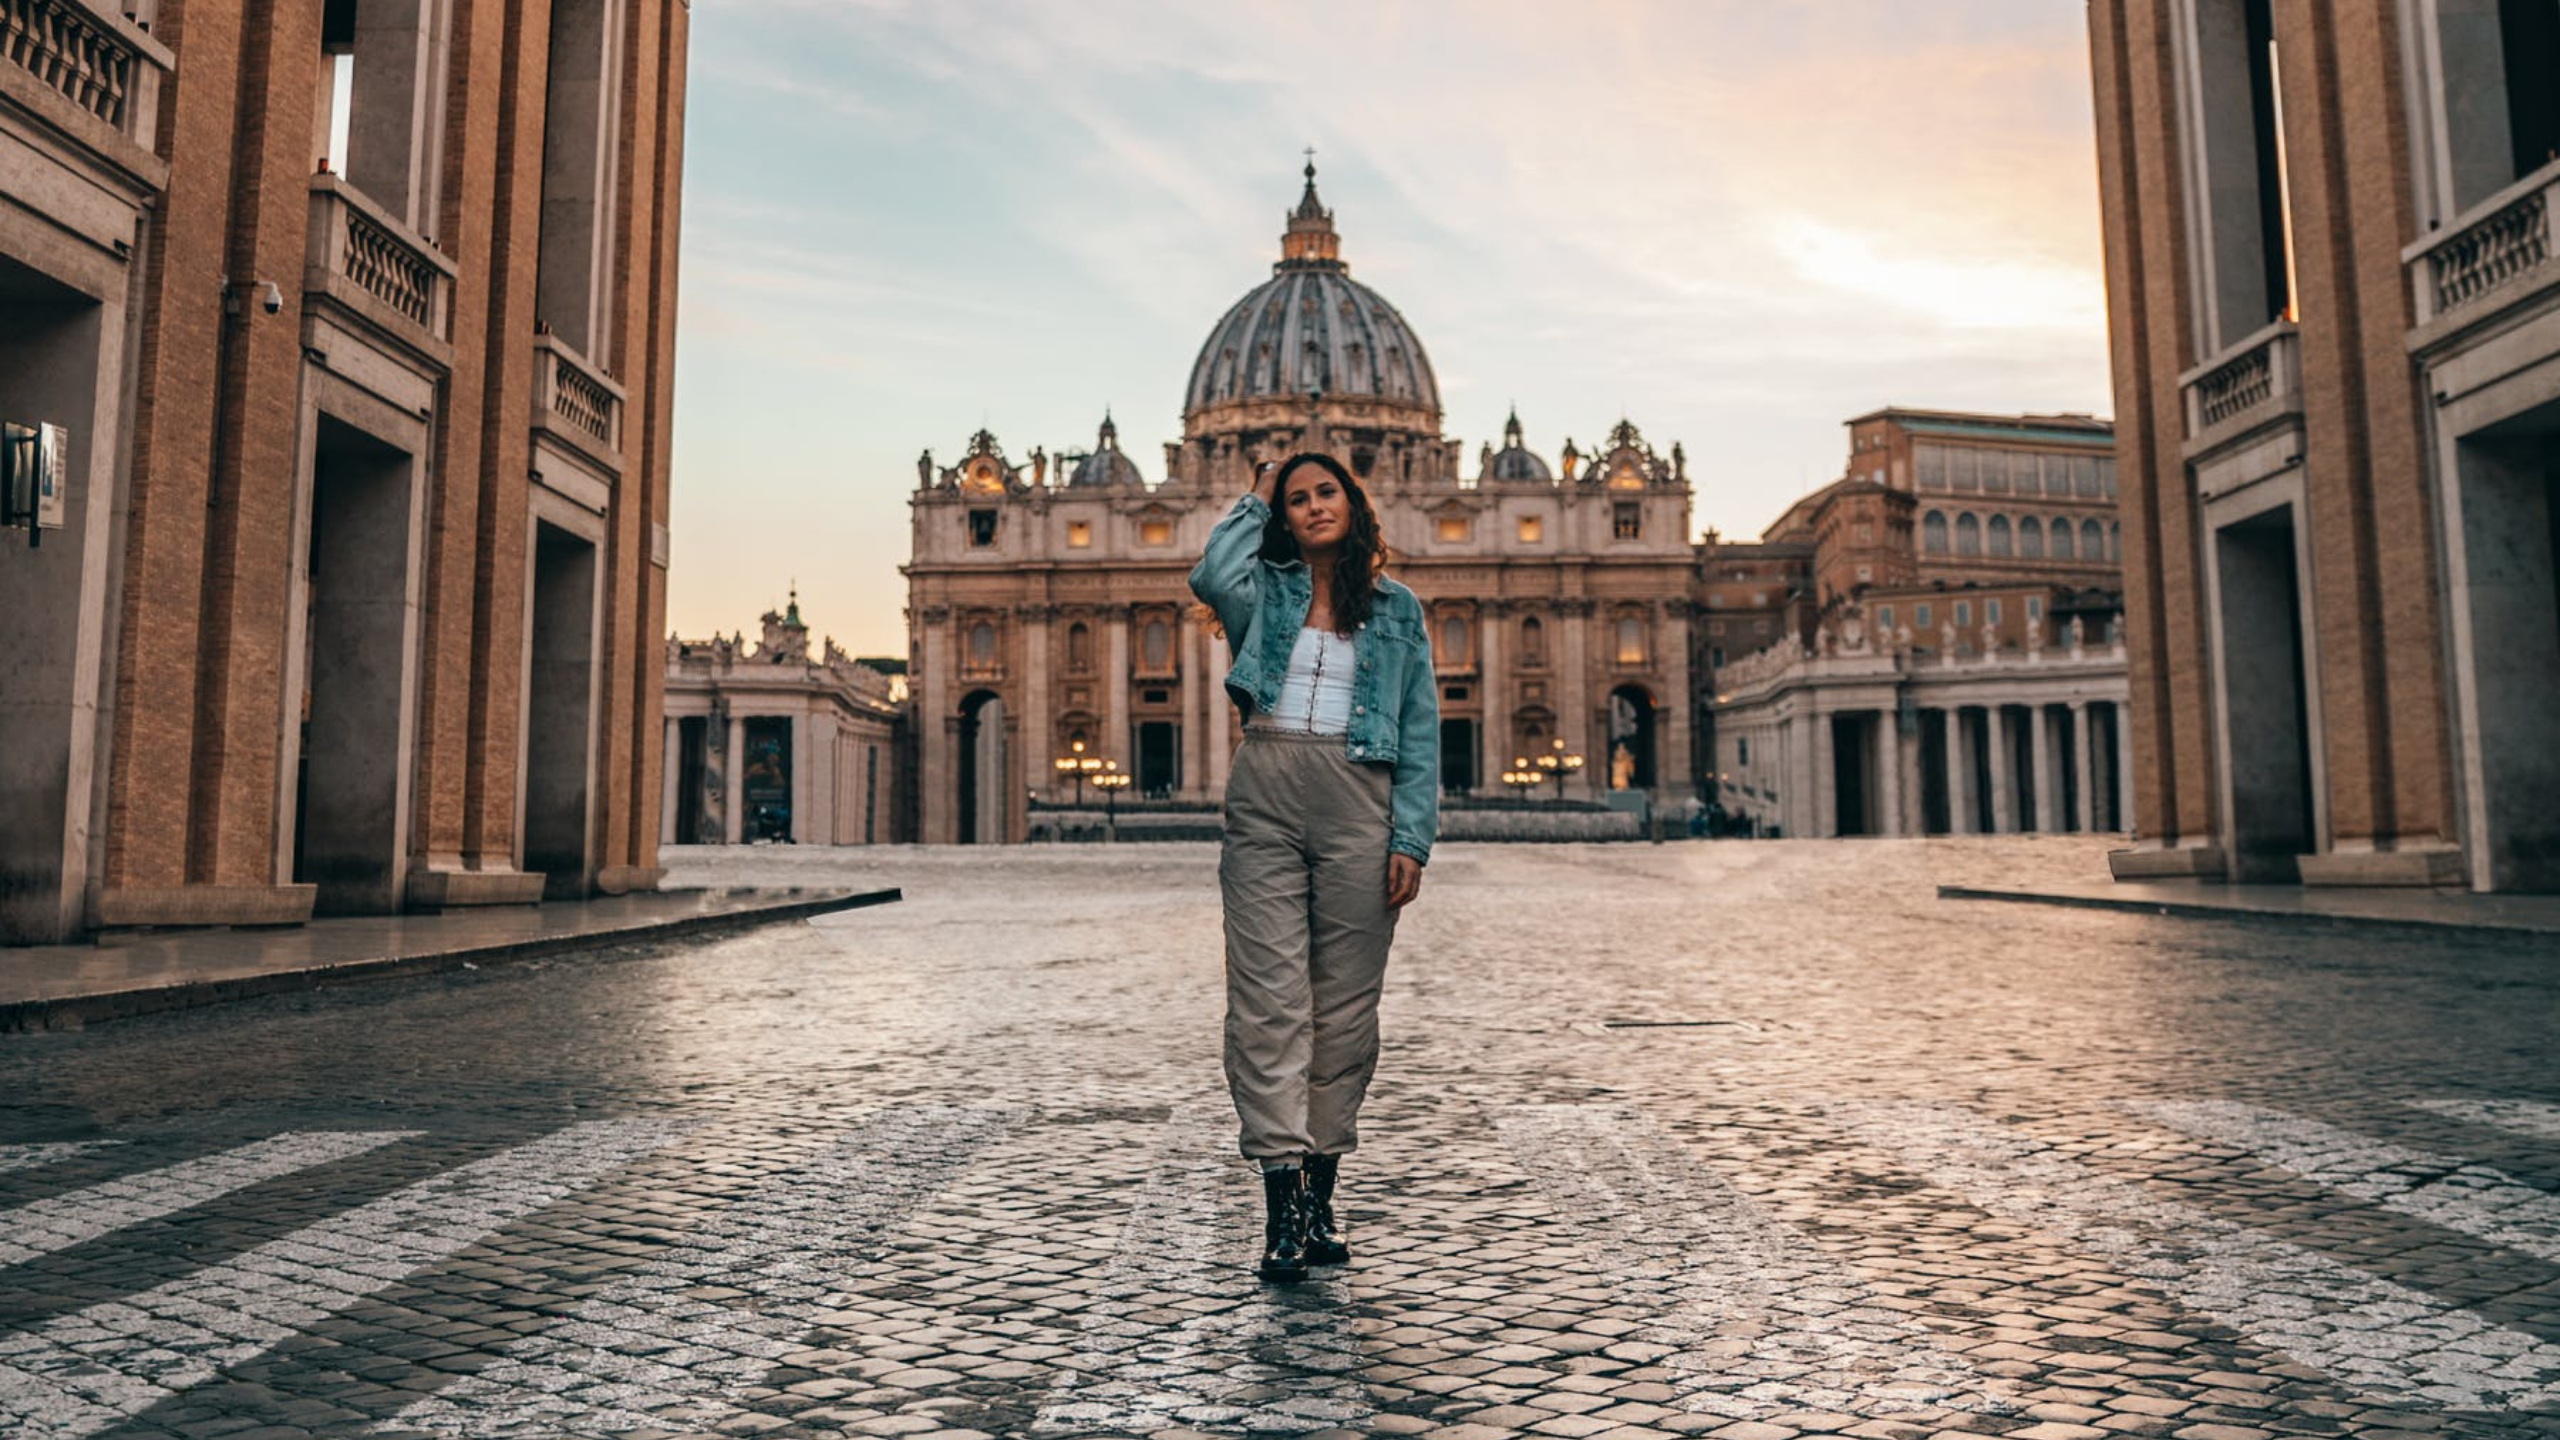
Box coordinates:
[1261,452,1388,637]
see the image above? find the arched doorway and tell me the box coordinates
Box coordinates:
[957,690,1007,844]
[1608,685,1656,791]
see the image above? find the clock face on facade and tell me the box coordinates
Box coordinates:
[962,460,1004,495]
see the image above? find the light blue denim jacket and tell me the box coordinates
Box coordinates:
[1188,493,1441,865]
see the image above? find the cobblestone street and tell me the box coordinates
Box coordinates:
[2,838,2554,1440]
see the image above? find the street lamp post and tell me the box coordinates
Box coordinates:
[1052,738,1106,806]
[1093,768,1132,841]
[1533,737,1585,801]
[1500,760,1543,800]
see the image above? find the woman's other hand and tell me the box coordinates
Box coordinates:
[1255,459,1281,504]
[1386,853,1422,909]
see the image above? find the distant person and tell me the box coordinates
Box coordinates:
[1188,452,1440,1284]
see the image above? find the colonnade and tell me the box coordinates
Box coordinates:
[1723,697,2132,839]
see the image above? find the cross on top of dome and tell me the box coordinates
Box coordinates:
[1281,153,1342,269]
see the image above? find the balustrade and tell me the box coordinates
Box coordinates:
[2178,321,2299,440]
[305,175,454,350]
[2411,161,2557,327]
[533,333,625,461]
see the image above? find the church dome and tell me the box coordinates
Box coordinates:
[1183,164,1441,422]
[1067,411,1143,487]
[1483,407,1553,483]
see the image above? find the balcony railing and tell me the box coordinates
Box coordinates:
[2178,320,2300,441]
[2409,160,2559,328]
[532,332,625,463]
[2,0,167,143]
[304,174,455,352]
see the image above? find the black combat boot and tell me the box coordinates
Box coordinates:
[1258,1165,1309,1283]
[1301,1153,1348,1265]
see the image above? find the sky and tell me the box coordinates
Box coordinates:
[668,0,2114,659]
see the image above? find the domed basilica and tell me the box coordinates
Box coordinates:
[906,164,1702,844]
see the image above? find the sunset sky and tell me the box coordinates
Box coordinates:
[668,1,2112,657]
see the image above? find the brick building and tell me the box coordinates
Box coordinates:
[2088,0,2559,890]
[0,0,688,943]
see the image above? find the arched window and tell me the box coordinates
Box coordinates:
[968,622,996,665]
[1922,511,1949,554]
[1520,615,1546,668]
[2081,518,2104,559]
[1987,514,2013,557]
[1614,615,1646,665]
[1440,614,1470,667]
[1066,621,1091,672]
[1956,513,1982,557]
[2051,520,2076,560]
[2019,516,2045,558]
[1141,617,1171,671]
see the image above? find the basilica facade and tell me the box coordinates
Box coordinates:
[903,169,2127,846]
[905,168,1698,844]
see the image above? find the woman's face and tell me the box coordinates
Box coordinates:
[1281,466,1351,554]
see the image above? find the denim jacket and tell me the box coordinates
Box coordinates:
[1188,493,1441,865]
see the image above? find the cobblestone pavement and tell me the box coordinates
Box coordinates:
[2,837,2555,1440]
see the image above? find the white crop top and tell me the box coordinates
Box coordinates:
[1262,626,1357,735]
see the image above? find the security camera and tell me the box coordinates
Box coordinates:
[259,280,283,315]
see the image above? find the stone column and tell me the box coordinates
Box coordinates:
[2071,700,2096,833]
[1988,706,2017,833]
[1105,609,1132,768]
[1478,602,1507,793]
[2114,701,2134,833]
[659,716,681,845]
[1942,708,1974,834]
[2028,703,2056,832]
[1560,601,1592,799]
[790,711,812,844]
[1810,708,1835,838]
[1179,614,1203,797]
[1875,707,1903,836]
[1659,600,1692,803]
[918,608,951,844]
[723,712,745,843]
[1021,606,1051,803]
[1207,633,1234,797]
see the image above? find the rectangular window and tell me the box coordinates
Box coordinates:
[1954,601,1972,627]
[1915,603,1933,630]
[1139,519,1173,545]
[2027,595,2044,620]
[1612,502,1642,540]
[1915,443,1948,491]
[967,509,998,546]
[1710,646,1725,667]
[1517,514,1542,543]
[1987,598,2003,623]
[1737,737,1750,765]
[1066,520,1091,548]
[1876,604,1894,632]
[1438,516,1470,542]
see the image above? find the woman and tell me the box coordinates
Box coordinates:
[1188,451,1439,1284]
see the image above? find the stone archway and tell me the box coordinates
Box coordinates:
[957,689,1007,844]
[1607,685,1656,791]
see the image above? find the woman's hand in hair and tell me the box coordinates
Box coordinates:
[1255,460,1281,505]
[1386,853,1422,909]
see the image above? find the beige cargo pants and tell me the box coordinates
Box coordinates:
[1219,727,1402,1162]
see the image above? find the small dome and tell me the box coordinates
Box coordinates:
[1484,407,1552,483]
[1068,411,1143,487]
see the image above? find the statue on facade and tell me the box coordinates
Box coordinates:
[1479,440,1493,476]
[1672,441,1687,482]
[1818,625,1838,657]
[1982,620,1999,657]
[2066,616,2085,654]
[917,449,934,488]
[1030,446,1047,487]
[2026,616,2045,654]
[1560,438,1580,482]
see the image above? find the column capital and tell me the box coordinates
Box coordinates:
[917,605,952,625]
